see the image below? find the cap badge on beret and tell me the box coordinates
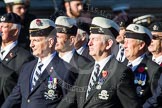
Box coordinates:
[1,16,5,22]
[36,19,43,26]
[153,25,159,31]
[134,26,139,31]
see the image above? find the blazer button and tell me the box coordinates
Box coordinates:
[27,99,30,103]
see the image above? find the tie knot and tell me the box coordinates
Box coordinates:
[95,63,100,68]
[37,62,43,70]
[1,50,5,55]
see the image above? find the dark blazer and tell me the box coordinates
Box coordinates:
[0,63,18,107]
[1,45,35,75]
[2,55,77,108]
[124,55,162,105]
[143,74,162,108]
[69,51,92,76]
[0,45,34,107]
[57,56,141,108]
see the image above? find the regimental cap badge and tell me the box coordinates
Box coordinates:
[153,25,159,31]
[134,26,139,31]
[36,19,43,26]
[1,16,5,22]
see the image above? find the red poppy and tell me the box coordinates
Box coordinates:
[160,63,162,67]
[102,70,108,78]
[138,67,145,73]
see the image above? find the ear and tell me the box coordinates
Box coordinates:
[64,2,70,10]
[106,39,114,50]
[48,38,55,48]
[10,28,18,37]
[138,41,146,50]
[81,33,86,41]
[69,36,75,45]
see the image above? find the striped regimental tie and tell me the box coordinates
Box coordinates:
[31,62,43,91]
[86,64,100,99]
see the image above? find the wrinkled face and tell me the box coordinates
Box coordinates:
[12,4,27,20]
[1,22,16,42]
[30,36,51,58]
[124,38,143,61]
[55,33,71,52]
[69,1,83,18]
[88,34,108,59]
[116,28,126,44]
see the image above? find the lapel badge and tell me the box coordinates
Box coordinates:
[44,89,58,100]
[9,52,14,58]
[50,66,54,73]
[5,58,9,61]
[98,90,109,100]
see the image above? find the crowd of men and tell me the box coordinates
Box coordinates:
[0,0,162,108]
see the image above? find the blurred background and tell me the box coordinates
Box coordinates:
[0,0,162,20]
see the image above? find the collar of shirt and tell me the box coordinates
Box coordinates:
[37,51,56,74]
[59,50,75,63]
[129,53,145,71]
[95,55,112,75]
[76,43,87,55]
[0,41,18,60]
[152,55,162,65]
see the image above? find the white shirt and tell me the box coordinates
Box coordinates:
[59,50,75,63]
[89,55,112,82]
[152,55,162,65]
[0,41,17,60]
[76,44,87,55]
[128,54,145,71]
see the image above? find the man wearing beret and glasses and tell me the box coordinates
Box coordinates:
[148,22,162,66]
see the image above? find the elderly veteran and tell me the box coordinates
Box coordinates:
[147,22,162,65]
[123,24,162,105]
[0,13,34,106]
[2,18,76,108]
[57,17,141,108]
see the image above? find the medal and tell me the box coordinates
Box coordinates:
[52,78,57,89]
[136,86,144,96]
[138,80,143,85]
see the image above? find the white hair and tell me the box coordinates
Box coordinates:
[10,23,21,36]
[77,28,89,41]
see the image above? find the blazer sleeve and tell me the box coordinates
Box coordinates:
[117,68,142,108]
[143,74,162,108]
[1,67,24,108]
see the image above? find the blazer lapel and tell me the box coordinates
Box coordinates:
[2,46,18,64]
[29,55,59,95]
[85,56,116,103]
[25,60,37,97]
